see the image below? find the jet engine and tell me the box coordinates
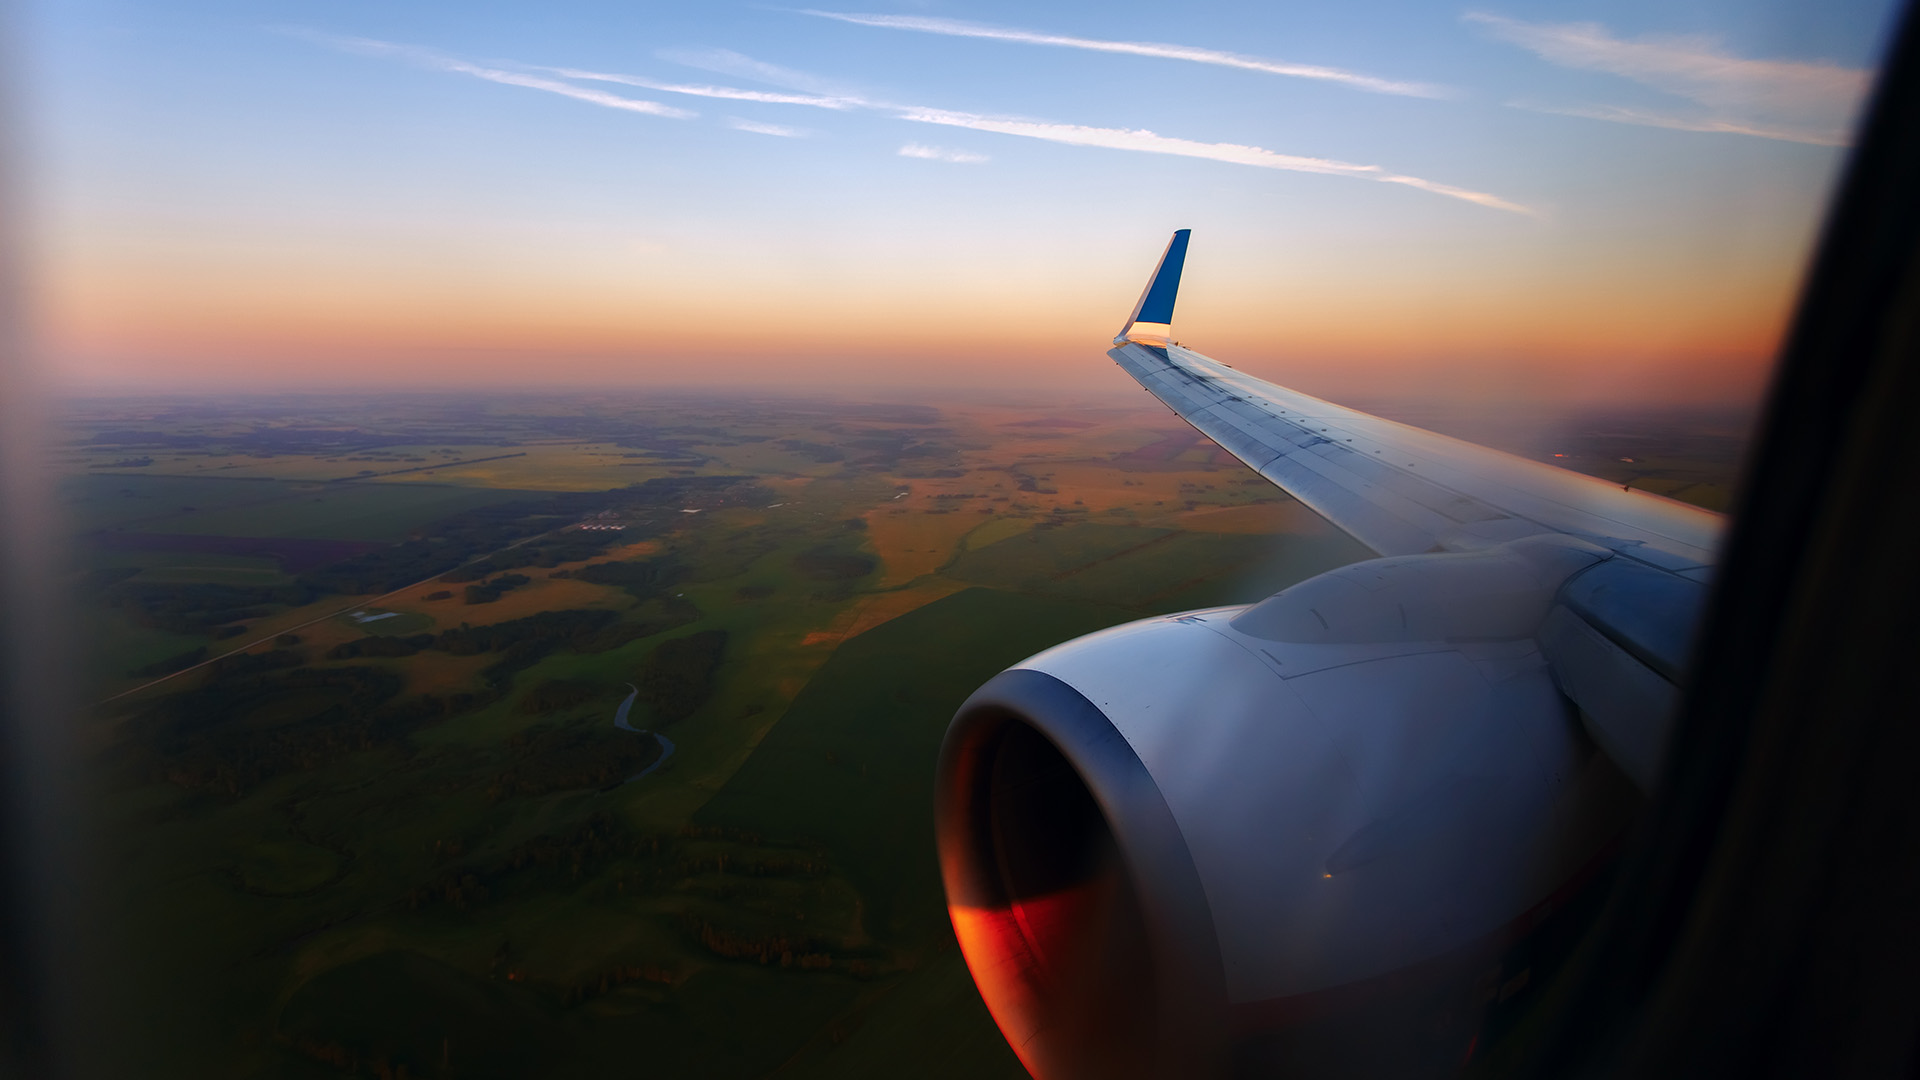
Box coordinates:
[935,536,1654,1079]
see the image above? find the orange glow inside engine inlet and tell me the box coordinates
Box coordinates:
[951,903,1049,1077]
[950,877,1139,1080]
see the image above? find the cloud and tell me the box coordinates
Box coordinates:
[658,47,1525,211]
[657,47,874,101]
[545,65,860,109]
[1465,13,1869,146]
[899,143,988,163]
[301,34,1529,215]
[292,31,695,119]
[799,10,1449,98]
[729,117,809,137]
[1515,101,1848,146]
[897,108,1535,214]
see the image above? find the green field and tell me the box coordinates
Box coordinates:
[946,522,1367,611]
[59,392,1742,1078]
[697,588,1137,942]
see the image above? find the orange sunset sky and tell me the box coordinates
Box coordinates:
[24,0,1903,405]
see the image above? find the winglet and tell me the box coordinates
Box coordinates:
[1114,229,1191,346]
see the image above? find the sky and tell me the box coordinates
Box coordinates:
[20,0,1906,404]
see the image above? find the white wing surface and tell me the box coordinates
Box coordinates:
[1110,232,1722,578]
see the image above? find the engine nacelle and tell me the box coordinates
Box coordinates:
[935,540,1647,1079]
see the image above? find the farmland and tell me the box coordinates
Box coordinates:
[57,391,1744,1077]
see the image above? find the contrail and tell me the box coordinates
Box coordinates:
[799,10,1450,98]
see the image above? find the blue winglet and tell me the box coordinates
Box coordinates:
[1116,229,1191,344]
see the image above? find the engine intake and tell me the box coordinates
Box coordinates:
[937,669,1225,1080]
[937,576,1645,1078]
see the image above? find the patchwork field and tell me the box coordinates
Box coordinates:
[57,391,1745,1078]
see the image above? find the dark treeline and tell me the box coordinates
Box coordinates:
[123,659,513,797]
[204,647,303,681]
[436,609,622,656]
[408,814,663,914]
[123,665,411,797]
[438,531,622,582]
[404,816,837,938]
[792,545,877,582]
[687,918,844,973]
[635,630,728,725]
[128,598,720,795]
[107,580,318,636]
[105,478,758,655]
[515,678,608,715]
[572,555,683,600]
[298,475,764,596]
[326,635,431,660]
[440,608,699,693]
[296,513,562,596]
[488,720,661,800]
[462,573,530,605]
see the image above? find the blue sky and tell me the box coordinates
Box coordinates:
[23,0,1905,401]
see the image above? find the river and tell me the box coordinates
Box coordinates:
[613,683,676,782]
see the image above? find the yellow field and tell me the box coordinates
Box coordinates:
[797,578,972,649]
[962,515,1031,550]
[862,505,995,587]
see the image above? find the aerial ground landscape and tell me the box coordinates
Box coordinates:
[16,0,1887,1071]
[57,391,1746,1079]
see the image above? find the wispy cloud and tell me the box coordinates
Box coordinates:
[897,108,1535,214]
[657,47,873,101]
[294,31,695,119]
[799,10,1448,98]
[899,143,988,163]
[652,47,1524,210]
[299,33,1530,215]
[729,117,809,137]
[545,65,860,109]
[1465,12,1869,146]
[1516,101,1847,145]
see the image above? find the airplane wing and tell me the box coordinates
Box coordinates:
[1110,230,1723,579]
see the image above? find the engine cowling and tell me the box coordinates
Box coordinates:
[935,540,1647,1079]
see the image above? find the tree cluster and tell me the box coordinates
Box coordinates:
[572,556,683,601]
[437,531,621,583]
[435,609,620,656]
[125,665,409,797]
[686,918,838,972]
[514,679,607,715]
[486,720,660,801]
[406,814,662,914]
[634,630,728,725]
[461,573,529,605]
[107,580,316,636]
[205,647,303,681]
[295,475,763,596]
[327,635,430,660]
[555,963,678,1007]
[791,546,875,582]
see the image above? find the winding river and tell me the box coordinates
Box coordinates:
[613,683,676,782]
